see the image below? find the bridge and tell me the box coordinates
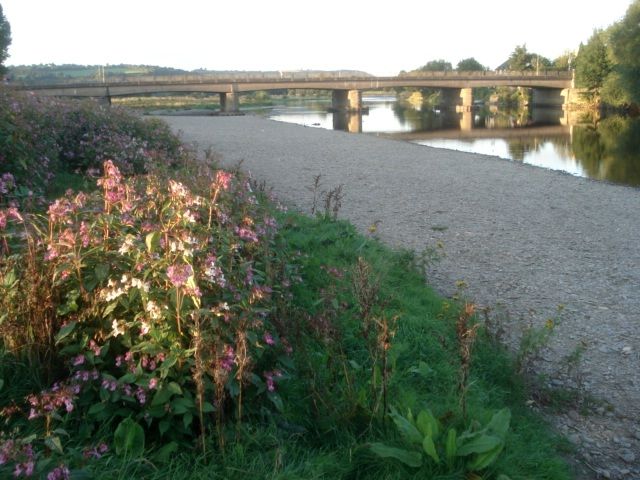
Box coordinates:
[16,71,574,112]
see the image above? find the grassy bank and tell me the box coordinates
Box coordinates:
[0,90,573,479]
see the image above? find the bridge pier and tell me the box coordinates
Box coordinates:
[530,88,564,107]
[333,112,362,133]
[331,89,362,112]
[220,91,239,113]
[439,87,473,110]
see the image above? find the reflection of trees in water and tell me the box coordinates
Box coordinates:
[506,135,571,163]
[572,116,640,186]
[392,104,449,131]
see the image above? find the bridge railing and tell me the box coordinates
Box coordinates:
[12,70,573,89]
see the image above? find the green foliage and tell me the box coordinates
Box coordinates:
[0,93,574,479]
[608,0,640,105]
[114,418,145,457]
[418,59,453,72]
[370,406,511,475]
[506,44,551,71]
[0,4,10,75]
[456,58,486,71]
[575,30,612,98]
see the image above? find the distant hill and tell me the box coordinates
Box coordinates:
[7,64,373,84]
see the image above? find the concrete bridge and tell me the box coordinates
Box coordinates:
[16,71,574,112]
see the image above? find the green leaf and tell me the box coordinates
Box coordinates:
[486,408,511,439]
[88,403,106,416]
[416,409,439,439]
[151,385,175,406]
[3,268,17,287]
[422,436,440,464]
[445,428,457,463]
[153,441,178,462]
[269,393,284,412]
[55,322,77,345]
[113,418,145,458]
[183,412,193,429]
[467,443,505,470]
[409,361,433,378]
[457,434,503,456]
[0,379,4,391]
[167,382,182,395]
[146,232,161,253]
[158,420,171,435]
[103,302,118,318]
[171,396,195,415]
[202,402,215,413]
[370,443,422,468]
[44,436,64,455]
[95,263,109,282]
[389,407,423,444]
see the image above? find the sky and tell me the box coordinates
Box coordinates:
[1,0,633,76]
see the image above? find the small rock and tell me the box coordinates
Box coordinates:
[619,450,636,464]
[622,346,632,355]
[600,469,611,479]
[567,433,581,445]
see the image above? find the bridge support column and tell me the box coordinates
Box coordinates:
[220,91,239,113]
[531,88,564,107]
[440,88,473,110]
[331,89,362,112]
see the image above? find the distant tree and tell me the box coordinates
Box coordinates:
[552,51,575,71]
[0,4,11,76]
[505,45,550,71]
[608,0,640,104]
[575,30,612,98]
[508,44,530,70]
[418,59,453,72]
[456,57,485,71]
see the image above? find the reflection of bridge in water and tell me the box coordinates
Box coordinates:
[332,106,575,135]
[17,71,574,113]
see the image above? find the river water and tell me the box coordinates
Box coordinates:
[262,95,640,188]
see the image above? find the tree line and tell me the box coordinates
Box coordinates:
[574,0,640,107]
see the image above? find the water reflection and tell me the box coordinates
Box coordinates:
[266,97,640,187]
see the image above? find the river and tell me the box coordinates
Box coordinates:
[259,95,640,188]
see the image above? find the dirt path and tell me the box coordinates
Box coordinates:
[160,115,640,478]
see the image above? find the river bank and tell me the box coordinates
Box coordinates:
[161,115,640,478]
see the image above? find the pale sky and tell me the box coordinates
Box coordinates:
[2,0,633,75]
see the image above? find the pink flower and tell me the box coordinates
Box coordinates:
[148,378,158,390]
[214,170,233,190]
[47,464,70,480]
[72,354,85,366]
[167,263,193,287]
[263,332,275,346]
[220,345,235,371]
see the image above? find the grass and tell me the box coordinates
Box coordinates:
[0,90,575,478]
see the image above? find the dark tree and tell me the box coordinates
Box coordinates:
[575,30,612,98]
[0,4,10,76]
[508,44,530,70]
[418,59,453,72]
[609,0,640,104]
[456,57,485,71]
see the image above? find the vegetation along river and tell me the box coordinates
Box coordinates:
[259,95,640,188]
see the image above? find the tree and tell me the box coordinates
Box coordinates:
[575,30,612,99]
[456,58,485,71]
[0,4,10,76]
[418,59,453,72]
[608,0,640,104]
[508,44,530,70]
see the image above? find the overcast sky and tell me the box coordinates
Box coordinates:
[2,0,632,75]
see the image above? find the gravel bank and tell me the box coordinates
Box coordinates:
[160,115,640,477]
